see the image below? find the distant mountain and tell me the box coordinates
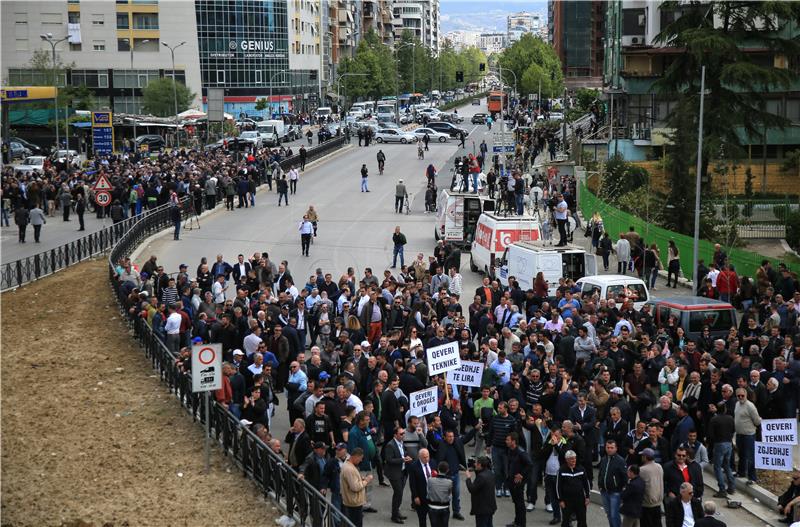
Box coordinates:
[439,0,548,33]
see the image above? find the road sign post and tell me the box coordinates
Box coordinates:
[191,343,222,473]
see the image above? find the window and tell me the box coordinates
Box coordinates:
[133,13,158,29]
[15,12,28,25]
[92,14,105,25]
[8,68,66,86]
[117,38,130,51]
[254,70,262,83]
[93,40,106,51]
[16,38,29,51]
[98,73,109,88]
[68,11,81,23]
[688,310,734,333]
[117,13,129,28]
[42,12,63,24]
[217,70,225,84]
[70,42,82,51]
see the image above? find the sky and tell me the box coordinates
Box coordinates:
[439,1,548,34]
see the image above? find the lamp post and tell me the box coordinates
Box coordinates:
[40,33,68,150]
[394,42,415,124]
[337,72,367,115]
[692,65,707,290]
[161,40,186,147]
[127,38,150,143]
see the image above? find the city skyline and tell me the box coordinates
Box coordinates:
[440,0,547,33]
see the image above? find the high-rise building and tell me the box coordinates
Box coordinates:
[392,0,439,54]
[548,0,606,88]
[506,11,539,43]
[443,30,479,51]
[362,0,396,46]
[478,32,506,55]
[2,0,202,115]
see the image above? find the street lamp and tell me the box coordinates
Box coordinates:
[40,33,69,150]
[394,42,416,124]
[336,72,367,115]
[127,38,150,143]
[161,40,186,147]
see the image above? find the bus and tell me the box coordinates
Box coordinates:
[487,90,507,115]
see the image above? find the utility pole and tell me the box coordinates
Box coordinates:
[692,65,706,289]
[162,40,186,148]
[40,33,68,150]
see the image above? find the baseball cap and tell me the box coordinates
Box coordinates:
[192,336,203,343]
[610,387,624,395]
[179,263,187,269]
[313,441,327,449]
[319,371,331,381]
[361,340,371,348]
[641,448,656,459]
[335,442,348,450]
[232,349,244,356]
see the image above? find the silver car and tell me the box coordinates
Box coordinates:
[375,128,416,144]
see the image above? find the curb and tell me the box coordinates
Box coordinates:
[701,464,782,527]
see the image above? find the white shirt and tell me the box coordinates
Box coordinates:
[165,312,182,335]
[289,168,299,181]
[554,200,568,220]
[286,285,299,301]
[707,268,720,287]
[347,393,364,413]
[212,281,226,303]
[681,500,695,527]
[299,220,313,235]
[243,333,262,357]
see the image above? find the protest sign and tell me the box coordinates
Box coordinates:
[446,360,484,388]
[760,419,798,445]
[409,386,438,417]
[426,341,461,376]
[754,442,793,471]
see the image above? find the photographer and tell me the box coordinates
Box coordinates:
[465,456,497,527]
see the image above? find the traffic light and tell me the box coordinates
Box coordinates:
[456,71,464,82]
[479,63,485,72]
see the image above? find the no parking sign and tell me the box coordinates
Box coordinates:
[191,343,222,392]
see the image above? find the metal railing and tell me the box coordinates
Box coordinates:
[280,136,347,171]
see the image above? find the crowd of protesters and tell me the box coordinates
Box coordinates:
[111,224,800,527]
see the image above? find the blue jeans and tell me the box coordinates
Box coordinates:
[450,473,461,514]
[472,173,480,193]
[736,433,757,481]
[713,442,735,491]
[361,177,369,192]
[229,403,242,419]
[515,194,524,215]
[602,491,621,527]
[492,447,508,491]
[393,245,404,267]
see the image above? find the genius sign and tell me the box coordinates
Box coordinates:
[426,341,461,376]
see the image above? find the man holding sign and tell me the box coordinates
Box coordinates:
[426,341,462,376]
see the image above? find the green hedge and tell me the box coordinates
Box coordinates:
[437,91,489,112]
[579,182,778,282]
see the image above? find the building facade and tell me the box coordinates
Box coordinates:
[478,32,506,55]
[506,11,541,44]
[361,0,396,46]
[443,30,479,51]
[548,0,605,88]
[2,0,202,115]
[392,0,439,54]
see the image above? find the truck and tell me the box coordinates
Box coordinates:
[497,241,597,296]
[434,189,495,249]
[256,120,286,146]
[469,213,541,276]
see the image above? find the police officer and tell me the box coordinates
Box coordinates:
[556,450,590,527]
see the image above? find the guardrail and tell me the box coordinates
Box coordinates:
[106,203,352,527]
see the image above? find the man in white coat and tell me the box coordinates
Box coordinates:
[615,234,631,275]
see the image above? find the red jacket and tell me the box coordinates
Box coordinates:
[717,269,739,295]
[215,375,232,404]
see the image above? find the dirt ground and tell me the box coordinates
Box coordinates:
[1,258,277,527]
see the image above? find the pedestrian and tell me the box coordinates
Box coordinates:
[277,175,289,206]
[423,133,430,151]
[409,448,433,527]
[695,501,727,527]
[598,232,613,271]
[665,483,703,527]
[58,184,72,221]
[377,149,386,175]
[28,204,46,243]
[620,465,645,527]
[358,127,364,147]
[554,193,569,246]
[428,461,455,527]
[299,145,308,171]
[708,403,736,498]
[615,234,631,275]
[341,447,372,527]
[392,226,407,268]
[307,129,314,146]
[361,164,370,193]
[506,432,532,527]
[14,204,29,243]
[323,443,349,526]
[395,179,408,213]
[556,450,590,527]
[458,131,466,149]
[734,386,761,484]
[172,202,182,240]
[300,215,314,257]
[776,471,800,525]
[110,199,125,223]
[639,448,664,527]
[205,177,217,210]
[225,176,236,210]
[465,456,497,527]
[289,165,299,194]
[75,193,86,231]
[598,440,628,527]
[666,240,680,288]
[384,426,412,523]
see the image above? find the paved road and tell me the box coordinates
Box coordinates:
[139,100,765,527]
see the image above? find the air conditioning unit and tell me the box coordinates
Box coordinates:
[621,35,644,46]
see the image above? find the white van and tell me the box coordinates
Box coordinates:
[575,274,650,310]
[256,120,285,146]
[376,104,396,121]
[497,242,597,296]
[315,106,333,120]
[469,213,542,276]
[362,101,375,116]
[435,189,495,248]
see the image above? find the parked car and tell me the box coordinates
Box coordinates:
[442,112,464,123]
[471,98,481,106]
[9,142,31,161]
[239,131,263,148]
[411,127,449,143]
[13,155,46,174]
[375,128,416,144]
[426,121,468,138]
[8,136,43,155]
[471,113,488,124]
[50,149,85,165]
[135,134,166,151]
[644,297,737,341]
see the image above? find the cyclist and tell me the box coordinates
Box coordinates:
[377,149,386,175]
[417,140,424,160]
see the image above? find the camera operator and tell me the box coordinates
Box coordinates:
[553,192,569,246]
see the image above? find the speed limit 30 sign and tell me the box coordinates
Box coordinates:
[191,343,222,392]
[94,190,111,207]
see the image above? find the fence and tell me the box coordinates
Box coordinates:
[708,198,797,239]
[578,182,787,282]
[106,198,352,527]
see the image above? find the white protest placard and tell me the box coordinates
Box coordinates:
[446,360,484,388]
[760,419,798,445]
[754,442,794,471]
[426,341,461,376]
[409,386,438,417]
[191,343,222,392]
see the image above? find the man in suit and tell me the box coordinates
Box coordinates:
[232,253,252,282]
[384,426,413,523]
[695,501,727,527]
[465,456,497,527]
[568,393,598,473]
[408,448,434,527]
[665,483,704,527]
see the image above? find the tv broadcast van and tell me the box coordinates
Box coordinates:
[498,242,596,296]
[469,213,542,277]
[435,189,495,249]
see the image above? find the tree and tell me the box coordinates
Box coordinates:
[254,98,268,112]
[497,34,562,97]
[141,78,195,117]
[655,1,800,233]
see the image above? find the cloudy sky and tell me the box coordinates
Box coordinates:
[439,1,548,33]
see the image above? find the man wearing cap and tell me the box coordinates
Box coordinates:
[299,441,330,489]
[639,448,664,527]
[556,449,590,527]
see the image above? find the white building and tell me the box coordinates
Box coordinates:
[479,32,506,55]
[392,0,440,54]
[443,30,479,50]
[507,11,541,43]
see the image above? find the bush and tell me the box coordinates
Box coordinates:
[787,210,800,250]
[599,154,650,202]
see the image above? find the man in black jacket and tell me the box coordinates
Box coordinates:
[695,501,727,527]
[598,440,628,527]
[506,433,533,527]
[620,465,645,527]
[556,450,590,527]
[436,427,479,520]
[384,426,412,523]
[663,447,704,500]
[465,456,497,527]
[665,483,703,527]
[408,448,433,527]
